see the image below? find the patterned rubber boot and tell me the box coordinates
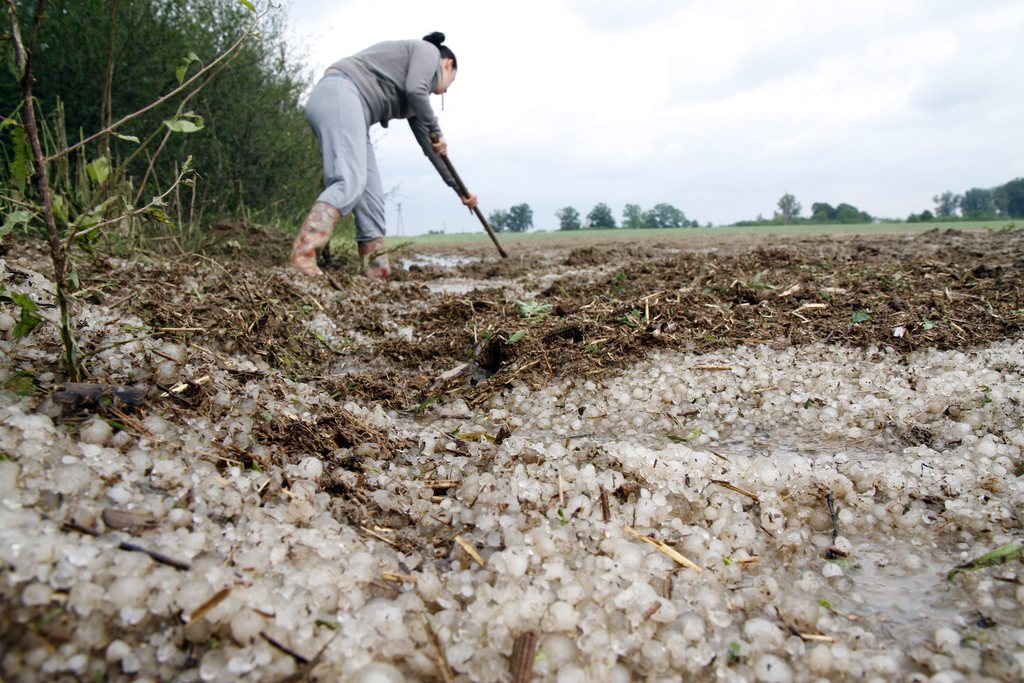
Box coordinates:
[358,239,391,279]
[289,201,340,275]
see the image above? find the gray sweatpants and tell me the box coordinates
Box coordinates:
[304,72,386,243]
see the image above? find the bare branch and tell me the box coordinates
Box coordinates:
[70,162,197,242]
[6,0,81,380]
[4,1,25,73]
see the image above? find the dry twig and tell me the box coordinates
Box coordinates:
[509,630,538,683]
[624,526,702,573]
[454,535,486,567]
[711,479,760,502]
[62,520,190,570]
[420,612,456,683]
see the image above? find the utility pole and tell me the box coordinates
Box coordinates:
[396,202,404,237]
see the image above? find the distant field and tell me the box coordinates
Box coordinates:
[397,220,1016,247]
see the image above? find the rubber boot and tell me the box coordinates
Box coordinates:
[289,201,340,275]
[358,239,391,279]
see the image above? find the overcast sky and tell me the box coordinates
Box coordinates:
[283,0,1024,234]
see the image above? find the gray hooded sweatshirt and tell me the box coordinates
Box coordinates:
[330,40,457,189]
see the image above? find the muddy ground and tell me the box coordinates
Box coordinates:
[54,227,1024,393]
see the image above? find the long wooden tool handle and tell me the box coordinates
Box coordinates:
[431,135,509,259]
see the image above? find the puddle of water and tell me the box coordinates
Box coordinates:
[401,254,480,270]
[837,546,965,647]
[424,279,514,295]
[722,437,901,462]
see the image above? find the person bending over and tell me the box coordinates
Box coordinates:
[290,31,478,278]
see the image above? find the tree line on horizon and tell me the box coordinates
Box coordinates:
[495,178,1024,233]
[912,178,1024,222]
[486,195,862,232]
[555,202,702,230]
[733,193,874,227]
[484,202,701,232]
[750,179,1024,227]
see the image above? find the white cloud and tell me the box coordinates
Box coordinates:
[284,0,1024,232]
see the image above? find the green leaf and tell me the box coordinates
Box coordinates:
[51,194,68,224]
[86,156,111,184]
[238,0,256,11]
[666,427,702,443]
[13,314,42,339]
[1,209,32,237]
[163,112,204,133]
[623,309,644,328]
[8,125,31,190]
[851,311,871,324]
[751,273,778,290]
[826,557,854,571]
[145,207,172,224]
[10,291,38,313]
[10,291,42,339]
[175,51,201,84]
[114,133,140,144]
[37,604,65,626]
[411,395,440,414]
[3,370,41,396]
[164,118,202,133]
[515,300,552,321]
[506,329,527,345]
[948,540,1024,581]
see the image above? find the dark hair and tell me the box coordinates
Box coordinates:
[422,31,457,69]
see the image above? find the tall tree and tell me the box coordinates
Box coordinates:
[776,193,802,223]
[586,202,616,228]
[960,188,996,217]
[808,201,871,223]
[642,203,687,228]
[994,178,1024,217]
[555,206,581,230]
[507,203,533,233]
[488,209,510,233]
[933,191,962,218]
[834,203,872,223]
[622,203,644,229]
[811,202,836,222]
